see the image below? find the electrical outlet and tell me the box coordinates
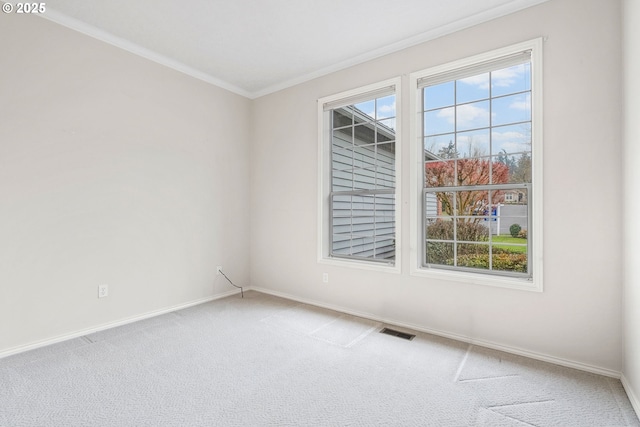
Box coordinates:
[216,266,222,275]
[322,273,329,283]
[98,284,108,298]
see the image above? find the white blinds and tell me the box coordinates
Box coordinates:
[322,85,395,111]
[417,50,531,89]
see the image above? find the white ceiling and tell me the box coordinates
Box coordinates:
[42,0,550,98]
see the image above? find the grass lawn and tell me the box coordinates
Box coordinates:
[493,235,527,253]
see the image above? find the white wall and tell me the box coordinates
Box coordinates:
[251,0,624,373]
[0,14,251,353]
[623,0,640,412]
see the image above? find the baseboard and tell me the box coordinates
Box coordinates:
[621,374,640,418]
[250,286,622,379]
[0,289,241,360]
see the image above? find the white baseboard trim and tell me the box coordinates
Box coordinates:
[621,374,640,418]
[250,286,622,379]
[0,289,241,360]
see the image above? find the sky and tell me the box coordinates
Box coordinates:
[423,62,532,159]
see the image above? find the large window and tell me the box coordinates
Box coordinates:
[318,79,400,269]
[410,39,543,289]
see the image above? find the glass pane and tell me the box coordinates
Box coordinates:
[434,190,455,217]
[353,123,376,145]
[454,190,491,216]
[424,81,454,111]
[492,123,531,156]
[333,108,352,129]
[426,241,454,266]
[456,218,490,242]
[492,93,531,126]
[490,159,511,185]
[331,193,395,261]
[378,118,396,132]
[456,157,492,186]
[424,107,455,136]
[354,100,375,121]
[457,243,490,270]
[496,152,531,183]
[424,135,456,160]
[491,63,531,97]
[425,160,455,188]
[456,100,490,131]
[457,129,490,158]
[376,95,395,120]
[424,191,442,220]
[492,199,528,273]
[376,124,394,143]
[333,128,353,146]
[331,166,353,192]
[457,73,489,104]
[426,217,454,240]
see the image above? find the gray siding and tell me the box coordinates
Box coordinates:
[331,130,395,260]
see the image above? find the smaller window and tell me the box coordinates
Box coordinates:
[318,79,401,270]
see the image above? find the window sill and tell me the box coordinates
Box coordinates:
[318,256,401,274]
[410,266,541,292]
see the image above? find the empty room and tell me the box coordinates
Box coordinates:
[1,0,640,425]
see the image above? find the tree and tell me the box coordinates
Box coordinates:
[511,152,531,183]
[426,158,510,218]
[437,141,459,159]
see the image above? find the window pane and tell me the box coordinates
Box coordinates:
[493,153,531,183]
[457,243,490,270]
[456,218,490,242]
[492,93,531,126]
[457,73,489,104]
[331,194,395,261]
[426,241,454,266]
[425,160,455,188]
[376,124,395,143]
[424,107,455,136]
[333,109,352,129]
[378,118,396,132]
[333,128,353,146]
[426,216,454,238]
[454,190,491,216]
[376,95,396,120]
[492,201,528,273]
[456,158,492,186]
[491,63,531,97]
[354,100,375,121]
[492,123,531,156]
[424,81,454,110]
[353,123,376,145]
[456,100,490,131]
[457,129,490,158]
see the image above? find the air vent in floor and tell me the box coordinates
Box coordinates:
[380,327,415,341]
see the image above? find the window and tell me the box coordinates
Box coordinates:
[410,39,543,290]
[318,79,400,269]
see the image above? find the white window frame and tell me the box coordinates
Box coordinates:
[409,39,543,291]
[317,77,402,273]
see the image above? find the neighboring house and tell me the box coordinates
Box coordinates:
[331,106,396,260]
[504,189,528,204]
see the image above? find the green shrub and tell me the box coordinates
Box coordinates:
[456,253,527,272]
[426,219,489,242]
[426,220,489,265]
[509,223,522,238]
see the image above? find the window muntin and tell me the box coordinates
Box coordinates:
[329,93,397,263]
[420,54,533,278]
